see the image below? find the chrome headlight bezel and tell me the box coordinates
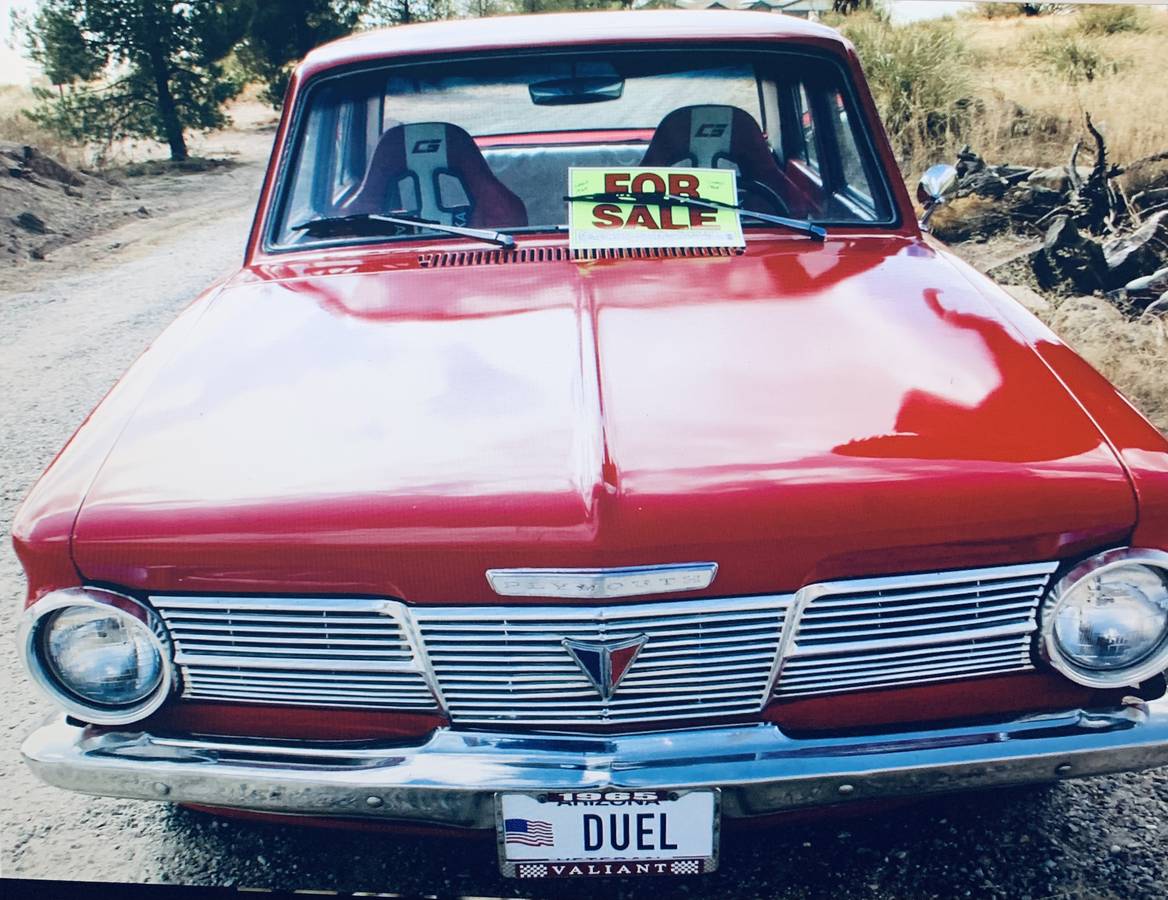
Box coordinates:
[17,587,175,724]
[1040,548,1168,689]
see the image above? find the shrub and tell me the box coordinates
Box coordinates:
[974,4,1028,19]
[1077,4,1148,36]
[974,3,1062,19]
[842,19,972,165]
[1030,33,1118,83]
[0,86,88,168]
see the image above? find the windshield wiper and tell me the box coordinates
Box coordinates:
[562,192,827,241]
[292,212,516,249]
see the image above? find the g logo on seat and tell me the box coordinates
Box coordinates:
[695,123,726,138]
[412,139,443,154]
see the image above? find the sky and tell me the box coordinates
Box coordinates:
[1,0,38,87]
[891,1,972,23]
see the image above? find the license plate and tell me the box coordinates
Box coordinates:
[496,789,719,879]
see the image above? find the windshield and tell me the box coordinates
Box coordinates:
[271,48,895,249]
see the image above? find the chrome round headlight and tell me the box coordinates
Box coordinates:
[19,588,174,724]
[1042,549,1168,688]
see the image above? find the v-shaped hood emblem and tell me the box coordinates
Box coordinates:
[562,635,647,702]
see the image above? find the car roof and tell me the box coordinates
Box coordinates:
[297,10,847,81]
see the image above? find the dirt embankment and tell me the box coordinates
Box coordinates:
[0,142,150,264]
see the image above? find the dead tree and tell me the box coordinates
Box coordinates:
[1064,114,1127,234]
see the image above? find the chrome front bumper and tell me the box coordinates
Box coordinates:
[23,699,1168,828]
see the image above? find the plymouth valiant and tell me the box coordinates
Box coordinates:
[14,10,1168,879]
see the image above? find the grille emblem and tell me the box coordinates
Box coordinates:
[562,635,647,701]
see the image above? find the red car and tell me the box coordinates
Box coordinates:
[14,10,1168,880]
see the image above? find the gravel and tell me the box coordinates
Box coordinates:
[1,160,1167,898]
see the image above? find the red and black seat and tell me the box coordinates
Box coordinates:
[344,122,527,228]
[640,105,806,217]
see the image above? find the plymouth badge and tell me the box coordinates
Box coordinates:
[485,563,718,599]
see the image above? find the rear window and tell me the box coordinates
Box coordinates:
[384,61,762,136]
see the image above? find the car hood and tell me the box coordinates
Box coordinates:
[71,238,1136,601]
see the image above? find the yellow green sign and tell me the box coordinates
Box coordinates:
[567,167,744,252]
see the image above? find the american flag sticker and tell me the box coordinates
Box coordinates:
[504,818,555,847]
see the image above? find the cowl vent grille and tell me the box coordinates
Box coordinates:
[418,245,744,268]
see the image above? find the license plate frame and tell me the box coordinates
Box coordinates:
[495,788,720,879]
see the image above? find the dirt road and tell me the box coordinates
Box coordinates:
[2,154,1167,898]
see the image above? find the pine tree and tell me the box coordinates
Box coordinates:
[366,0,455,26]
[22,0,249,161]
[832,0,875,13]
[238,1,372,108]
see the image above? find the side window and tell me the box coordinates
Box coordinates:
[793,83,820,173]
[827,88,875,206]
[331,101,366,206]
[758,77,782,158]
[776,69,890,223]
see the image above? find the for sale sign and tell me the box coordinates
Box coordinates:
[567,167,744,251]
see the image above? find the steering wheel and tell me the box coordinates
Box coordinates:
[737,178,790,216]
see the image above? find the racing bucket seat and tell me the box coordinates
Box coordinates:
[345,122,528,228]
[640,104,806,217]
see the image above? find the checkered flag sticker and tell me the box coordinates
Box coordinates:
[518,863,549,878]
[671,859,701,875]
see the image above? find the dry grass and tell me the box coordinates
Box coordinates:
[963,14,1168,165]
[1034,295,1168,434]
[839,8,1168,188]
[0,85,89,168]
[1076,4,1151,36]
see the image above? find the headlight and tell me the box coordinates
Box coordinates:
[1042,549,1168,688]
[19,588,174,724]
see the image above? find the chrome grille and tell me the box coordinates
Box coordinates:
[413,595,787,725]
[775,562,1058,697]
[148,561,1058,720]
[153,596,438,710]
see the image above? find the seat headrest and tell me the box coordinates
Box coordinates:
[640,105,772,171]
[345,122,527,228]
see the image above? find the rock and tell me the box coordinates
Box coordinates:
[965,172,1012,200]
[1003,184,1065,224]
[1132,187,1168,214]
[15,211,47,234]
[954,146,1033,199]
[19,145,85,187]
[135,206,150,218]
[1125,266,1168,293]
[1031,215,1109,294]
[931,196,1011,242]
[1103,210,1168,287]
[1124,265,1168,309]
[1026,166,1094,195]
[1002,284,1051,313]
[1027,167,1072,194]
[1142,292,1168,318]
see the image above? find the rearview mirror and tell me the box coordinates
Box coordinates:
[529,76,624,106]
[916,164,959,230]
